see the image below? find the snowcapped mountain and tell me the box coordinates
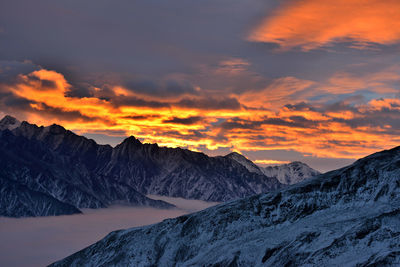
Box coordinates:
[108,138,282,202]
[225,152,320,185]
[261,161,321,185]
[50,145,400,266]
[0,119,174,217]
[0,176,81,217]
[0,115,284,217]
[0,115,20,130]
[224,152,265,175]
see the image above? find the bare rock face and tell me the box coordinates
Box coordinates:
[51,146,400,266]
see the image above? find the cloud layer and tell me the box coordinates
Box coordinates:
[249,0,400,50]
[0,196,219,267]
[1,60,400,171]
[1,0,400,171]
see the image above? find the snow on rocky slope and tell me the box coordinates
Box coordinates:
[0,116,284,217]
[0,115,21,130]
[261,161,321,185]
[51,146,400,266]
[224,152,265,175]
[0,176,81,217]
[0,119,173,217]
[225,151,320,185]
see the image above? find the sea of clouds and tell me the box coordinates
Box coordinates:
[0,196,219,267]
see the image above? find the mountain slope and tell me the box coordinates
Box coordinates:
[50,146,400,266]
[261,161,321,185]
[0,115,284,217]
[105,139,282,201]
[0,123,173,217]
[0,176,81,217]
[0,115,21,130]
[224,152,264,175]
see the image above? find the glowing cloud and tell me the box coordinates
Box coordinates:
[2,67,400,164]
[249,0,400,50]
[254,159,291,166]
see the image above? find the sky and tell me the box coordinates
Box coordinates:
[0,0,399,172]
[0,196,219,267]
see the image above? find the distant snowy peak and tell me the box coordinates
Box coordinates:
[261,161,320,185]
[0,115,21,130]
[224,151,320,185]
[224,152,264,175]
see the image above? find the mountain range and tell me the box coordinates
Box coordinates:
[0,115,319,217]
[226,152,320,185]
[51,145,400,266]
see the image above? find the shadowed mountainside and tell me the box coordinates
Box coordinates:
[51,145,400,266]
[0,116,319,217]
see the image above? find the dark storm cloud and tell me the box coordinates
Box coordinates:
[30,103,113,124]
[122,115,161,120]
[0,0,399,98]
[335,110,400,133]
[284,99,400,134]
[124,79,198,98]
[245,134,290,142]
[1,0,400,172]
[284,102,317,111]
[66,82,95,98]
[218,116,318,131]
[0,0,273,93]
[218,118,260,130]
[161,129,206,141]
[163,116,203,125]
[176,97,241,110]
[111,96,171,109]
[0,60,40,85]
[327,140,369,147]
[0,88,111,124]
[0,92,33,109]
[21,74,57,90]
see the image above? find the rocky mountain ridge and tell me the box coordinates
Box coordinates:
[50,145,400,266]
[0,115,317,217]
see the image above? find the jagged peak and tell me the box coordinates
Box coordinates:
[44,123,67,134]
[265,161,313,169]
[1,115,18,122]
[0,115,21,130]
[288,161,304,165]
[226,151,242,156]
[224,151,264,175]
[120,135,142,146]
[225,151,249,160]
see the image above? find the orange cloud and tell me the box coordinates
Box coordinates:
[367,98,400,111]
[254,159,291,166]
[249,0,400,50]
[324,66,400,95]
[215,58,251,75]
[238,76,315,109]
[2,67,400,163]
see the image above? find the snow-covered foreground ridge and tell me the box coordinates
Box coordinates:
[0,115,318,217]
[51,146,400,266]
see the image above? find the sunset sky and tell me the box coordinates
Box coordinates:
[1,0,400,172]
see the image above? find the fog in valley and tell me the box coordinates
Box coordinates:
[0,196,219,267]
